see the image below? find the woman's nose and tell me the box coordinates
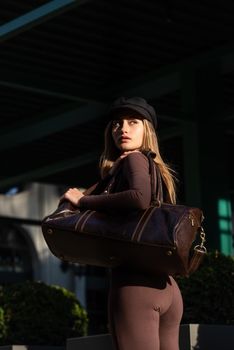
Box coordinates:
[120,120,129,133]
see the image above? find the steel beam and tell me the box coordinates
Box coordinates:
[0,0,89,42]
[0,102,106,151]
[0,150,100,190]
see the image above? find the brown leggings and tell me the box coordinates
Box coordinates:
[108,275,183,350]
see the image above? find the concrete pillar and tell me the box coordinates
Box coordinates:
[180,62,233,253]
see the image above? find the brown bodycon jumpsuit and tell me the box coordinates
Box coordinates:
[79,152,183,350]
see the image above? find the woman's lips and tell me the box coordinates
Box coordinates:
[119,136,131,143]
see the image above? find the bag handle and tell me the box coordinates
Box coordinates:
[108,150,163,206]
[143,151,163,206]
[144,150,207,274]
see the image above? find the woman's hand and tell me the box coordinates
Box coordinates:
[60,188,84,207]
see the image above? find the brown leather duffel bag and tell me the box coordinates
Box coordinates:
[41,153,207,277]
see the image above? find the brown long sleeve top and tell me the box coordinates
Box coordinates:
[79,152,152,212]
[79,151,170,284]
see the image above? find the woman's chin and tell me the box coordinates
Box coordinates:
[119,146,135,152]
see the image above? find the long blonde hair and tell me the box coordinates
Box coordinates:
[99,119,177,204]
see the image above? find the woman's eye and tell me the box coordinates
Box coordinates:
[129,120,138,124]
[112,121,120,127]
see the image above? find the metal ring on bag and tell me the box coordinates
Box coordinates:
[194,245,207,253]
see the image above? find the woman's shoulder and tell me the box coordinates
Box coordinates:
[122,151,149,163]
[121,151,150,171]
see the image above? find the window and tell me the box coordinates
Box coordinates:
[0,224,33,284]
[218,199,233,256]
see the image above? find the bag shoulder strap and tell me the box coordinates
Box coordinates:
[103,159,123,194]
[143,151,163,206]
[145,150,207,274]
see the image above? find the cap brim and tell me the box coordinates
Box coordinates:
[110,105,152,121]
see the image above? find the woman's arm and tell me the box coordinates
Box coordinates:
[79,152,151,211]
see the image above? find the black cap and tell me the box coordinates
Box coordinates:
[109,96,157,130]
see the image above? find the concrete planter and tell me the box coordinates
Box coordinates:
[2,325,234,350]
[67,324,234,350]
[67,334,112,350]
[179,324,234,350]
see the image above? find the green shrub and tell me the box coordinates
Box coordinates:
[0,308,6,342]
[0,280,88,345]
[177,250,234,325]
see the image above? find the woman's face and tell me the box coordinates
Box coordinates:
[111,116,144,152]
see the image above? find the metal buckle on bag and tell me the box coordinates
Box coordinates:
[193,226,207,254]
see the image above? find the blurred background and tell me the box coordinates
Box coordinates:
[0,0,233,335]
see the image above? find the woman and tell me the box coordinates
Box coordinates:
[62,96,183,350]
